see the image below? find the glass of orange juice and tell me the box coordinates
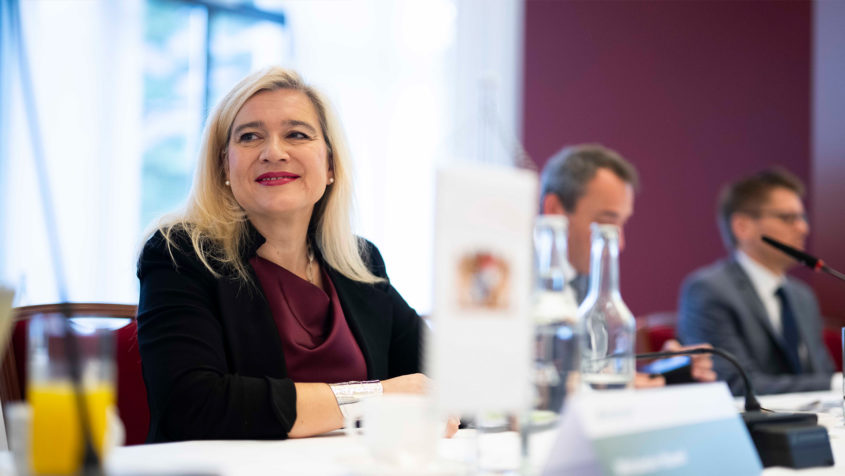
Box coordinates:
[27,314,116,475]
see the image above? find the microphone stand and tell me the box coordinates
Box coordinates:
[636,347,762,412]
[822,266,845,282]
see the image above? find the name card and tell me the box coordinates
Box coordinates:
[543,383,761,475]
[428,164,537,414]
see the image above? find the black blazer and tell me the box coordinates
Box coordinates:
[136,225,423,442]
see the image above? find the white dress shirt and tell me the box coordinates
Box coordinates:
[735,250,813,368]
[735,251,786,334]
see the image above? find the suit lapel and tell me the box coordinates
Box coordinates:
[217,273,289,376]
[727,260,792,358]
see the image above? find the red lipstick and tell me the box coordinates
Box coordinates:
[255,171,299,186]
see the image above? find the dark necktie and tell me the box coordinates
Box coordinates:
[570,274,589,305]
[775,286,803,374]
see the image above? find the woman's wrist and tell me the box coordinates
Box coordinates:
[329,380,383,405]
[329,380,383,422]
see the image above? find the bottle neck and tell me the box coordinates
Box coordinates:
[587,230,620,299]
[534,218,568,292]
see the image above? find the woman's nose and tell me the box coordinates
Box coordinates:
[260,136,289,162]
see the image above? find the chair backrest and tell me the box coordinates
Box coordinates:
[635,311,678,353]
[823,327,842,373]
[5,303,149,445]
[636,311,843,374]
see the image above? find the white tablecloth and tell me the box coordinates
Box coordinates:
[4,390,843,475]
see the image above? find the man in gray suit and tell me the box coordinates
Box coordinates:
[677,168,836,395]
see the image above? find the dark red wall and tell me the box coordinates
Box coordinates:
[523,0,816,317]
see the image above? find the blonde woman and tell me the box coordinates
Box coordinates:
[137,67,448,441]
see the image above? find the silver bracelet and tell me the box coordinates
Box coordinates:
[329,380,383,405]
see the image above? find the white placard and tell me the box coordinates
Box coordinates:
[543,383,762,476]
[428,164,537,414]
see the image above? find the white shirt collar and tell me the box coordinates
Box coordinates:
[735,250,785,296]
[735,250,788,333]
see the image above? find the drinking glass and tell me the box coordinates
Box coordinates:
[28,314,116,475]
[361,394,443,468]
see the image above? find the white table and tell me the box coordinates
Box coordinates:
[4,390,843,475]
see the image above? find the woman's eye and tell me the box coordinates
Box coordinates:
[288,131,311,140]
[238,132,259,142]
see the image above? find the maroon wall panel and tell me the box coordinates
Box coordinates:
[812,0,845,324]
[523,0,812,316]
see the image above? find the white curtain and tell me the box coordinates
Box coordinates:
[1,0,144,305]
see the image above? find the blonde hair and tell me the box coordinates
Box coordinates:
[154,66,381,284]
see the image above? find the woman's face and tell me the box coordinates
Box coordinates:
[225,89,333,224]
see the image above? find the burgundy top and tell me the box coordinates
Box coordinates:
[249,256,368,383]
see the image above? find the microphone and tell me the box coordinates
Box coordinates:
[761,235,845,282]
[636,347,762,412]
[636,347,833,468]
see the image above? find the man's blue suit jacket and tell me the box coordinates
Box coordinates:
[677,258,834,395]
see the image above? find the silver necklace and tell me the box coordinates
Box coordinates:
[305,243,315,284]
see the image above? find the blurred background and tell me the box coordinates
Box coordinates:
[1,0,843,328]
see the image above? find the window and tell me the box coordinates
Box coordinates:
[1,0,523,314]
[140,0,289,227]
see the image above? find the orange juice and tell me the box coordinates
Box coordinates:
[29,381,115,475]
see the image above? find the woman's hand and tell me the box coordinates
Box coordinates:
[381,373,430,394]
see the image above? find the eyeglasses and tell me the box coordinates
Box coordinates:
[744,209,809,225]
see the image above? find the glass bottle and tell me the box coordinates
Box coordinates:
[531,215,580,415]
[578,223,635,390]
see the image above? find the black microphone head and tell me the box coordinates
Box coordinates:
[761,235,820,270]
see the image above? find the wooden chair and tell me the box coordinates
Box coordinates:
[634,311,843,373]
[2,303,149,445]
[635,311,678,354]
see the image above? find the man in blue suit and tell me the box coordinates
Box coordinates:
[677,168,837,395]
